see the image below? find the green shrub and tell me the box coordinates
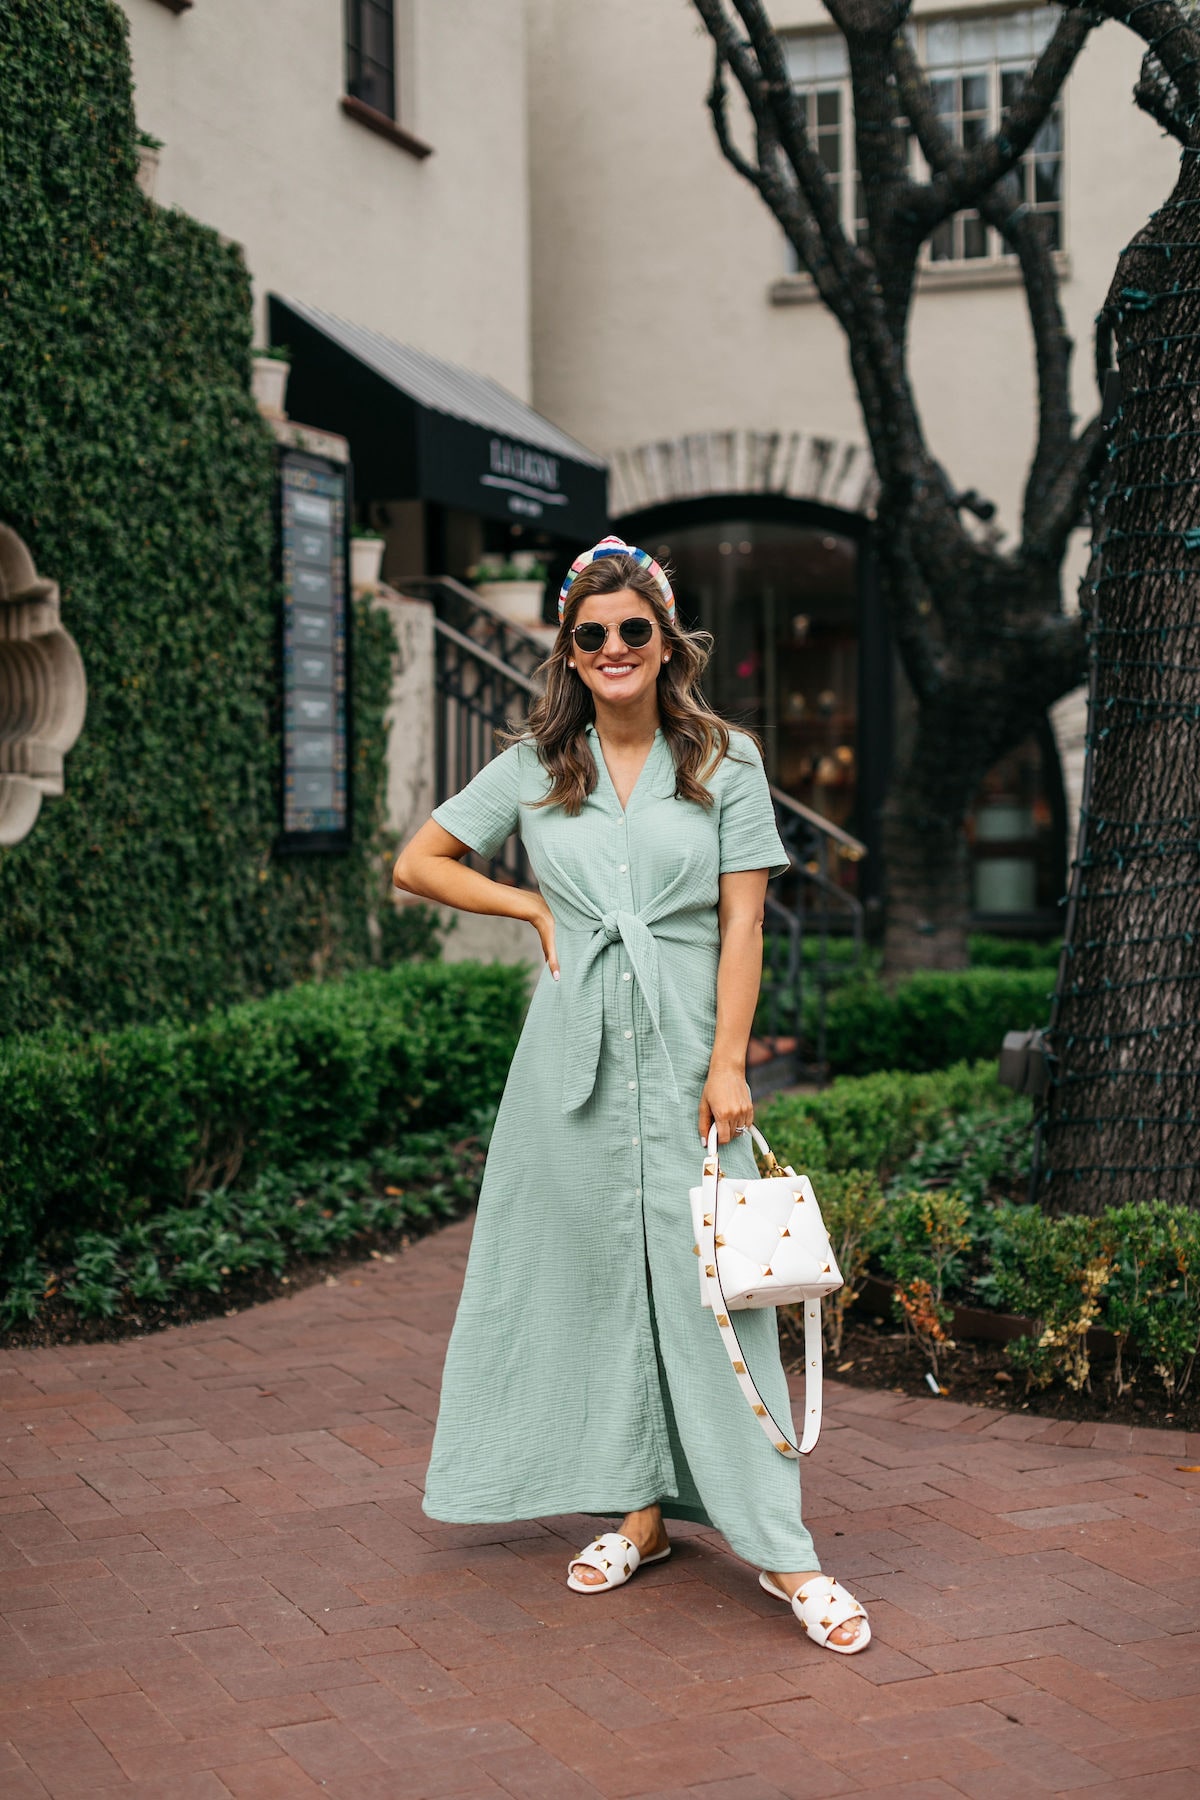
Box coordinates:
[878,1189,973,1376]
[822,969,1054,1075]
[757,1060,1022,1178]
[0,961,528,1268]
[984,1207,1111,1390]
[0,0,397,1036]
[1100,1202,1200,1399]
[891,1107,1033,1208]
[804,1169,887,1358]
[968,934,1062,970]
[0,1125,490,1334]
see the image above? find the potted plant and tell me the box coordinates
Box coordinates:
[469,553,549,627]
[251,344,291,419]
[350,524,386,594]
[135,130,163,200]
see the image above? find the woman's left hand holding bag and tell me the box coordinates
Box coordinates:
[699,1061,753,1146]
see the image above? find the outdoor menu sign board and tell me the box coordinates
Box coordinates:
[278,449,351,850]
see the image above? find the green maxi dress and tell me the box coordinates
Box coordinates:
[423,727,820,1572]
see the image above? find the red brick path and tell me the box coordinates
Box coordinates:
[1,1217,1198,1799]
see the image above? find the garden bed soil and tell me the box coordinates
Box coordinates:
[785,1313,1200,1435]
[6,1221,1196,1438]
[0,1220,447,1352]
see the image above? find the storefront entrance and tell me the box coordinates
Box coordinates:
[619,495,1065,936]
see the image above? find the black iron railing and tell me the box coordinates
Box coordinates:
[402,575,550,682]
[758,786,867,1083]
[398,577,549,890]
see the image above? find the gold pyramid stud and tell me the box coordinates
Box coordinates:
[716,1314,729,1327]
[705,1265,716,1278]
[753,1404,766,1416]
[703,1214,713,1227]
[733,1360,746,1374]
[692,1244,700,1256]
[715,1234,726,1247]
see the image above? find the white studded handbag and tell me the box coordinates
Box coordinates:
[690,1123,843,1457]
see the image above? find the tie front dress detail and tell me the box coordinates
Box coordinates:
[422,727,821,1572]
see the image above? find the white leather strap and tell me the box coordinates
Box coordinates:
[698,1124,824,1458]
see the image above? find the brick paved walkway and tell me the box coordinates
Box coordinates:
[1,1217,1199,1800]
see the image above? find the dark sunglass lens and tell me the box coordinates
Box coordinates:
[573,623,607,653]
[619,618,654,647]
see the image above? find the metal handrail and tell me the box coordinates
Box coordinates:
[398,574,551,678]
[770,783,867,861]
[432,616,542,695]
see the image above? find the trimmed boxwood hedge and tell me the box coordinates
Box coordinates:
[0,960,529,1269]
[0,0,395,1036]
[823,969,1054,1075]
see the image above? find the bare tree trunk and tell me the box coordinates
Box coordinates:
[882,791,972,973]
[1040,141,1200,1209]
[691,0,1101,971]
[875,550,1083,973]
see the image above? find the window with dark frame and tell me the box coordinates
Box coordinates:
[346,0,396,122]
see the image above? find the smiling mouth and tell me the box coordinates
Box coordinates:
[598,663,636,676]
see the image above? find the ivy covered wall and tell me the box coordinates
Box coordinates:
[0,0,395,1036]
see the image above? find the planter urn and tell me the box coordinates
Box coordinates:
[474,579,547,628]
[135,142,160,200]
[251,353,290,420]
[351,535,386,595]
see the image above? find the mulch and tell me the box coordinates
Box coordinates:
[786,1313,1200,1437]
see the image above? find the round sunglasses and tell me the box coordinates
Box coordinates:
[570,616,655,654]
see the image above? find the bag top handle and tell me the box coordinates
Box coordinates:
[704,1121,785,1172]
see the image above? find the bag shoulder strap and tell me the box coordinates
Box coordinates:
[698,1128,824,1458]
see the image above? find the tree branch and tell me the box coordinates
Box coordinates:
[890,29,1082,554]
[840,15,929,336]
[1134,64,1197,142]
[1025,413,1107,568]
[898,11,1094,231]
[1067,0,1200,126]
[693,0,855,277]
[706,42,853,323]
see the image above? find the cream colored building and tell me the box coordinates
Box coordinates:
[122,0,532,395]
[120,0,1180,934]
[525,0,1178,928]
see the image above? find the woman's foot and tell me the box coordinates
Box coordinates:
[570,1505,670,1588]
[764,1570,867,1649]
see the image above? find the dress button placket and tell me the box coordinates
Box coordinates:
[618,820,643,1198]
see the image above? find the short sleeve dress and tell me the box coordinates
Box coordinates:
[422,727,820,1572]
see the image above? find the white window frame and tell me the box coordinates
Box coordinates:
[782,8,1065,271]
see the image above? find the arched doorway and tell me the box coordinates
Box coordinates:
[617,493,889,917]
[612,427,1066,937]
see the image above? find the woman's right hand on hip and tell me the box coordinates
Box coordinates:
[527,896,560,982]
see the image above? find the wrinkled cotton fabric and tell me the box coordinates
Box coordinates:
[423,728,820,1571]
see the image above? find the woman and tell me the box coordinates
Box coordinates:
[393,538,868,1654]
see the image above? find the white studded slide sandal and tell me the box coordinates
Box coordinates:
[566,1531,671,1594]
[759,1571,871,1654]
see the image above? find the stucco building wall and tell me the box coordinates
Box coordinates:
[121,0,533,398]
[526,0,1179,880]
[527,0,1175,540]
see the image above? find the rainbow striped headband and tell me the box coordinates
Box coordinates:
[557,535,675,621]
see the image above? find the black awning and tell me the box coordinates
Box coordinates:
[268,295,608,541]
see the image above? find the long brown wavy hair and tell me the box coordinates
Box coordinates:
[505,551,753,816]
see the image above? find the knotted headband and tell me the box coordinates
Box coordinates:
[557,535,675,621]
